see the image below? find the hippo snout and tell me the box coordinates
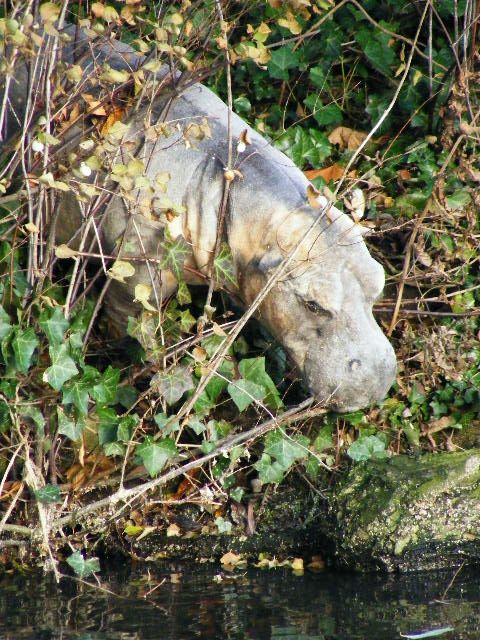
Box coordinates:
[304,340,397,412]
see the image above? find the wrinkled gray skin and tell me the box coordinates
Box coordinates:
[1,27,396,412]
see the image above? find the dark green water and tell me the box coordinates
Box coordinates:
[0,562,478,639]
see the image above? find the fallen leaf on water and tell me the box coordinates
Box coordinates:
[291,557,304,572]
[307,555,325,571]
[166,523,181,537]
[220,551,246,568]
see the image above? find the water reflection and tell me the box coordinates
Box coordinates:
[0,562,477,639]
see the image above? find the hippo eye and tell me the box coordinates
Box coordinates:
[303,299,332,318]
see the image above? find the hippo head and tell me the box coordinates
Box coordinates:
[240,203,397,412]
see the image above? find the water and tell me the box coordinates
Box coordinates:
[0,562,478,639]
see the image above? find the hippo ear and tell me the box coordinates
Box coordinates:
[256,250,283,274]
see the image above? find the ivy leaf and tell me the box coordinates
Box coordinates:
[57,407,84,441]
[62,379,90,416]
[160,230,191,278]
[137,436,177,477]
[97,407,119,445]
[104,442,125,456]
[176,280,192,305]
[117,415,138,443]
[38,307,69,346]
[213,243,237,287]
[66,551,100,578]
[254,453,285,484]
[347,434,389,462]
[356,26,395,77]
[12,327,38,374]
[446,190,471,210]
[0,306,12,341]
[91,366,120,405]
[151,366,195,405]
[43,344,78,391]
[187,417,206,435]
[304,96,343,127]
[20,405,45,436]
[34,484,61,504]
[275,127,331,169]
[228,378,266,411]
[268,44,300,80]
[313,425,335,452]
[238,357,283,410]
[154,412,180,435]
[264,429,308,469]
[178,309,196,333]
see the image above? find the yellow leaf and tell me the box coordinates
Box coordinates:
[413,69,422,86]
[127,158,145,177]
[91,3,105,18]
[25,222,39,234]
[124,524,144,537]
[39,2,60,22]
[220,551,245,567]
[278,11,302,35]
[100,64,130,84]
[212,322,227,337]
[291,557,304,571]
[55,244,78,259]
[66,65,83,83]
[107,260,135,283]
[103,6,120,22]
[134,283,157,312]
[105,120,130,141]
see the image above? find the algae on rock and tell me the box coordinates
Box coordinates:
[330,450,480,572]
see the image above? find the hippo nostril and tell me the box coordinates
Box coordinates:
[348,359,361,372]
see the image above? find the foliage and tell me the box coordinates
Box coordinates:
[0,0,478,569]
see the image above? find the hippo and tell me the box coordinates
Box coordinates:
[0,25,396,412]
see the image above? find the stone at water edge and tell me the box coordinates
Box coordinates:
[329,449,480,572]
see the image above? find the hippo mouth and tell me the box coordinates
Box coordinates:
[303,346,397,413]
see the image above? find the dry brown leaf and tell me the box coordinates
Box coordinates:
[328,126,368,151]
[398,169,412,181]
[304,164,344,182]
[425,416,453,434]
[306,184,322,208]
[81,94,107,116]
[100,106,126,135]
[307,555,325,571]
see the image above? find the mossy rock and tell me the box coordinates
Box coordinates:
[329,450,480,572]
